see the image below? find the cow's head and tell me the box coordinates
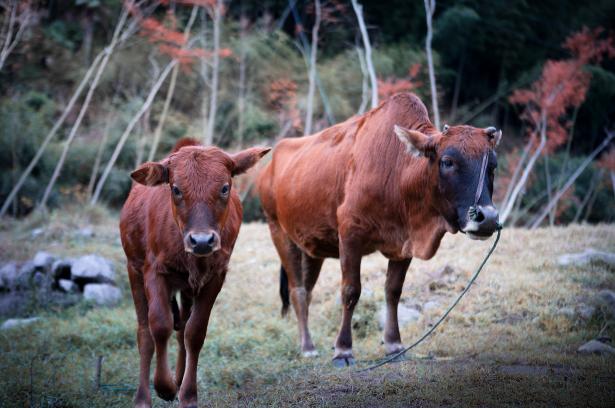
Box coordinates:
[394,124,502,240]
[131,145,271,256]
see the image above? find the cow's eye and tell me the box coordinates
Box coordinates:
[440,157,454,169]
[220,183,230,197]
[172,185,182,198]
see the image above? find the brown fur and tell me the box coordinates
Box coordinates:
[120,139,269,407]
[257,92,499,362]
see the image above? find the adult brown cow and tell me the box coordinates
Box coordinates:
[120,138,270,408]
[257,92,502,366]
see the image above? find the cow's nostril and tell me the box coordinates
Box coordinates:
[474,209,485,223]
[189,234,197,247]
[207,234,215,245]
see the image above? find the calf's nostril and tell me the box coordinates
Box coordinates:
[207,234,215,245]
[474,209,485,223]
[189,234,197,246]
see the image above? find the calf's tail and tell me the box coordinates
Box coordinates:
[279,265,290,317]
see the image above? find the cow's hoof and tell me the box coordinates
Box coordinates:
[384,342,406,356]
[332,356,355,367]
[134,402,152,408]
[302,349,319,358]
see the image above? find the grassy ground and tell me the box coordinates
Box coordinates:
[0,206,614,407]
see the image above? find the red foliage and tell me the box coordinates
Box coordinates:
[126,1,231,68]
[377,63,422,100]
[598,147,615,171]
[509,27,615,153]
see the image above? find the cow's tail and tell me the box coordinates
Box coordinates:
[279,265,290,317]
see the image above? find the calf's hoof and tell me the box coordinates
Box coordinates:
[154,380,177,402]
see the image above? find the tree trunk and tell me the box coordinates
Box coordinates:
[351,0,378,109]
[91,60,178,205]
[529,130,615,229]
[0,49,106,216]
[500,111,548,224]
[304,0,321,136]
[0,0,32,71]
[355,45,369,114]
[205,0,223,145]
[87,116,112,199]
[544,153,554,226]
[423,0,440,130]
[148,6,198,161]
[39,7,130,209]
[237,15,248,147]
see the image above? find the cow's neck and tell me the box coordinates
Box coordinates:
[398,155,448,260]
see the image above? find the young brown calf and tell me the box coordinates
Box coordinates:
[120,139,269,408]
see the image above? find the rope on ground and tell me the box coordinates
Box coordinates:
[358,226,502,372]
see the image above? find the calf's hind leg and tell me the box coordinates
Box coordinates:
[127,263,154,408]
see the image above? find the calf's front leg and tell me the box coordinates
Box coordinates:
[144,270,176,401]
[178,276,224,408]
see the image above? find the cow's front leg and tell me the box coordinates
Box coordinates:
[332,235,362,367]
[144,270,176,402]
[383,258,411,355]
[178,276,224,408]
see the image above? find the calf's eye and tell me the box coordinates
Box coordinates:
[172,185,182,198]
[220,183,230,197]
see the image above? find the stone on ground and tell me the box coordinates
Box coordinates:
[71,255,115,286]
[1,317,40,330]
[558,249,615,267]
[578,339,615,355]
[83,283,121,306]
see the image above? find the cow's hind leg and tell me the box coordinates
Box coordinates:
[383,259,411,355]
[127,263,154,408]
[268,220,321,357]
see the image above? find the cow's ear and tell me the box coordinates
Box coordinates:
[485,127,503,148]
[230,147,272,176]
[394,125,435,158]
[131,162,168,186]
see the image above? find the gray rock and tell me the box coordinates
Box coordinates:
[0,262,19,290]
[58,279,78,293]
[15,261,36,289]
[559,304,595,321]
[558,249,615,268]
[1,317,40,330]
[378,303,421,329]
[51,259,72,281]
[71,255,115,287]
[597,289,615,317]
[83,283,121,306]
[32,272,53,290]
[578,339,615,355]
[32,251,56,272]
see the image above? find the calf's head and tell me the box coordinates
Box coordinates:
[395,124,502,240]
[131,145,270,256]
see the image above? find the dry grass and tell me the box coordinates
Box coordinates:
[0,207,614,407]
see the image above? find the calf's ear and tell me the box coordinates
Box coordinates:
[230,147,272,176]
[131,162,168,186]
[394,125,435,158]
